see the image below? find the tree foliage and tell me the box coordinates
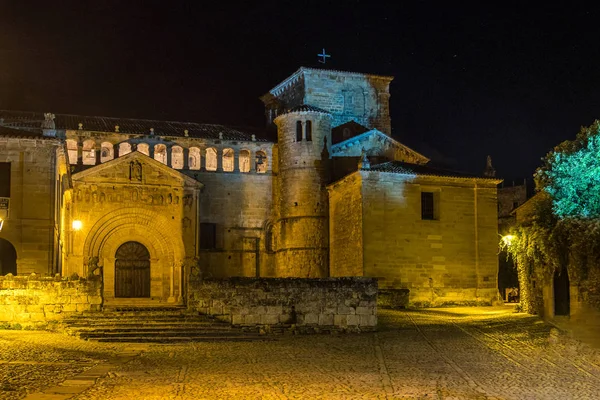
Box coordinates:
[536,120,600,218]
[502,121,600,313]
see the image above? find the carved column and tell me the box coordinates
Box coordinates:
[95,141,101,165]
[183,148,189,170]
[166,145,172,167]
[77,138,83,167]
[234,149,240,172]
[216,148,223,172]
[149,144,155,159]
[113,143,120,159]
[200,148,206,171]
[249,150,256,173]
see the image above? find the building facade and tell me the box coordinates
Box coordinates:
[0,67,501,306]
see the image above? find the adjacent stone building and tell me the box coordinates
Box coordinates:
[0,66,501,306]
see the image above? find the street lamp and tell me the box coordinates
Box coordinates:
[501,234,515,246]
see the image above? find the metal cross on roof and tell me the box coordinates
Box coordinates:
[317,48,331,64]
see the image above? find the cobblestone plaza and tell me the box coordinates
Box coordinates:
[2,306,600,399]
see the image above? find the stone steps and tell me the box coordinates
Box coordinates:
[62,307,270,343]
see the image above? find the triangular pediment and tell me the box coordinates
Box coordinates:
[331,129,430,164]
[71,151,202,188]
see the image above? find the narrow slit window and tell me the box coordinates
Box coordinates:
[305,120,312,141]
[296,121,303,142]
[421,192,435,220]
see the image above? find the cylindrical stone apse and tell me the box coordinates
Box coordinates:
[274,105,332,278]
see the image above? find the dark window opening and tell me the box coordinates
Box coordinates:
[421,192,435,220]
[296,121,303,142]
[200,223,217,249]
[512,201,519,209]
[0,162,10,197]
[265,223,275,253]
[306,120,312,141]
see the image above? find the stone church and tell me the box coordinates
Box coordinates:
[0,67,501,307]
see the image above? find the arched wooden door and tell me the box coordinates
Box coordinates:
[115,241,150,298]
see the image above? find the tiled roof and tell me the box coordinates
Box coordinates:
[0,125,47,139]
[369,161,496,180]
[281,104,330,115]
[0,110,269,142]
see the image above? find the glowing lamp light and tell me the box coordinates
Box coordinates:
[501,234,515,246]
[0,217,3,232]
[72,220,83,231]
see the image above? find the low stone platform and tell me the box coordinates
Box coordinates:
[62,307,270,343]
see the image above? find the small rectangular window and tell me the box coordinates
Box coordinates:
[200,223,217,249]
[421,192,435,220]
[0,162,10,197]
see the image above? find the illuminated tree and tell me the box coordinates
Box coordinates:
[536,120,600,218]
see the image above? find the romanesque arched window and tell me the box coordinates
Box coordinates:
[222,148,234,172]
[82,140,96,165]
[154,144,167,164]
[296,121,303,142]
[305,120,312,141]
[255,150,267,173]
[137,143,150,156]
[66,139,78,165]
[101,142,114,163]
[171,146,184,169]
[239,149,250,173]
[189,147,200,170]
[119,142,132,156]
[206,147,217,171]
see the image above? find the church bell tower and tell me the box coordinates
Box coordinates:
[273,105,332,277]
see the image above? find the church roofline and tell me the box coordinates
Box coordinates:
[273,104,333,121]
[331,129,430,164]
[368,161,504,183]
[0,110,270,142]
[261,66,394,101]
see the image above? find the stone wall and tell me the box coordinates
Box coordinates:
[188,277,378,332]
[0,137,61,275]
[329,173,363,276]
[0,274,102,327]
[361,171,499,306]
[329,170,500,307]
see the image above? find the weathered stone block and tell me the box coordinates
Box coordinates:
[244,314,260,325]
[334,315,347,327]
[209,306,223,315]
[318,313,334,325]
[337,305,355,315]
[266,305,282,315]
[62,303,77,312]
[355,306,372,315]
[260,314,279,325]
[346,314,359,326]
[303,313,319,325]
[359,314,377,326]
[76,303,91,312]
[232,314,244,325]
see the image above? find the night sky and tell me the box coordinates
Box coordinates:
[1,1,600,182]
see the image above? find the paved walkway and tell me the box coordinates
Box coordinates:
[2,306,600,399]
